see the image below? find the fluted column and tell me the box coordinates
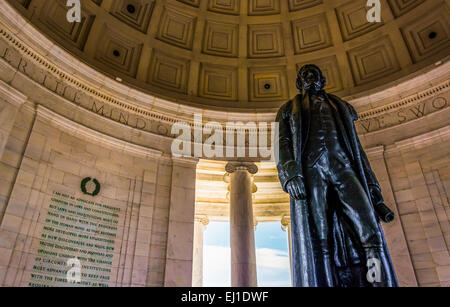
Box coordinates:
[281,216,293,285]
[225,162,258,287]
[192,216,209,287]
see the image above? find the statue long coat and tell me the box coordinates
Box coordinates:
[275,93,398,287]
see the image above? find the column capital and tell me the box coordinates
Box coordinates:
[225,162,258,175]
[281,215,291,232]
[195,215,210,226]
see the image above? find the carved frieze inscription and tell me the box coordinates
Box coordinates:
[356,95,448,134]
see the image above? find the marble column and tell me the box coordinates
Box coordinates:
[192,216,209,287]
[226,162,258,287]
[281,216,293,286]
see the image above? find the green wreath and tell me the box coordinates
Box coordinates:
[81,177,101,197]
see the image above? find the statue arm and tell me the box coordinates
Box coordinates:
[357,135,382,192]
[347,102,395,222]
[347,102,390,202]
[347,102,382,192]
[275,103,303,193]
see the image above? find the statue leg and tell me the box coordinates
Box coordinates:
[331,166,393,286]
[305,165,335,287]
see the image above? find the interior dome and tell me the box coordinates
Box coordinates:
[8,0,450,111]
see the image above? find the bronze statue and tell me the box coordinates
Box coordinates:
[275,64,398,287]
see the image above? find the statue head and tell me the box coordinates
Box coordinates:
[296,64,327,93]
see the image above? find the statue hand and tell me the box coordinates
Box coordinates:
[370,186,395,223]
[286,177,306,200]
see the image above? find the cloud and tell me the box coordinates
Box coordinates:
[203,245,291,287]
[203,245,231,287]
[256,248,290,270]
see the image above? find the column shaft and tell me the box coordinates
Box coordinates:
[282,217,293,286]
[192,218,208,287]
[228,163,258,287]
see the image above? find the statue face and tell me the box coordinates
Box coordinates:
[299,66,324,92]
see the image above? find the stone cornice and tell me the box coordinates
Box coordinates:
[0,79,27,107]
[366,146,385,160]
[171,155,199,167]
[36,105,163,159]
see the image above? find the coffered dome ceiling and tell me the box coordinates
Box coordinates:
[8,0,450,111]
